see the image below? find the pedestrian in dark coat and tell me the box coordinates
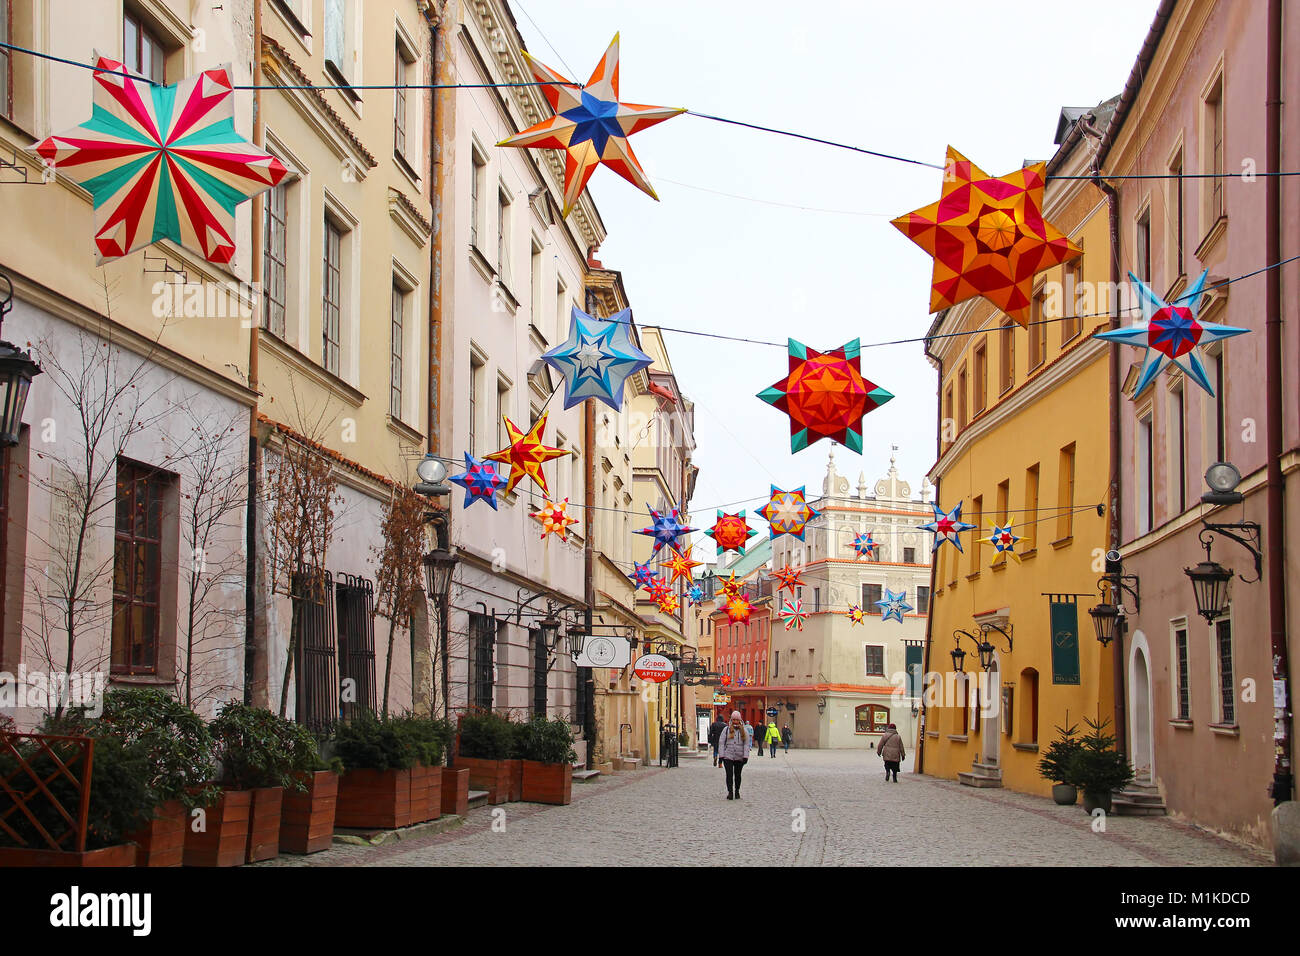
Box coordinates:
[878,723,905,782]
[755,718,767,756]
[708,715,727,766]
[782,724,792,752]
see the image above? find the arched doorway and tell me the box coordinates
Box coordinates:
[981,658,1000,765]
[1128,635,1154,781]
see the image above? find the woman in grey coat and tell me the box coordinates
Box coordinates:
[717,710,752,799]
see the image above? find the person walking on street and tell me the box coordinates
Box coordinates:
[755,718,767,756]
[782,724,792,752]
[718,711,752,799]
[764,722,782,758]
[708,713,726,766]
[878,723,905,782]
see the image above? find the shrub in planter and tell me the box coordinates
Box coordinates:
[516,715,577,806]
[1065,716,1134,814]
[331,713,417,829]
[279,752,342,856]
[392,714,451,823]
[0,713,152,865]
[454,709,515,805]
[1037,723,1082,806]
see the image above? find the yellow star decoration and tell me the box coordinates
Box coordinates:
[719,572,742,600]
[485,411,571,497]
[661,546,702,585]
[656,593,680,616]
[531,498,579,542]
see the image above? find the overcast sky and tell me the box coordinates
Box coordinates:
[511,0,1158,518]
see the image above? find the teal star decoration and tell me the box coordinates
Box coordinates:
[875,588,912,623]
[541,306,654,411]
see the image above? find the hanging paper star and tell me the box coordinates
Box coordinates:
[772,563,805,594]
[891,146,1082,325]
[656,593,680,616]
[846,605,867,627]
[758,339,893,454]
[629,560,656,589]
[635,506,697,557]
[485,411,570,496]
[852,532,878,560]
[719,572,743,600]
[1094,271,1247,397]
[531,498,579,541]
[875,588,913,624]
[496,35,684,217]
[687,584,704,606]
[541,306,654,410]
[661,547,702,585]
[919,502,977,553]
[645,577,673,605]
[757,485,820,540]
[988,523,1021,559]
[705,511,757,556]
[720,674,732,687]
[723,594,754,624]
[449,452,508,509]
[31,57,288,264]
[779,598,809,631]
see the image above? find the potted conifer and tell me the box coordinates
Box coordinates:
[452,709,515,805]
[1037,723,1082,806]
[517,715,578,806]
[330,713,418,829]
[1066,715,1135,814]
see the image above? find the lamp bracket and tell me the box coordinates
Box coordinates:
[1200,522,1262,584]
[1099,572,1141,613]
[977,621,1014,653]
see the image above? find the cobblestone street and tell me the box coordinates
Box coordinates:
[255,750,1269,867]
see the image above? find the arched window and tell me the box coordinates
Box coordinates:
[855,703,889,734]
[958,675,969,736]
[1018,668,1040,745]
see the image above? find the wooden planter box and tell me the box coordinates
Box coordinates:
[280,771,338,855]
[128,798,186,867]
[0,843,138,867]
[521,760,573,806]
[335,768,412,830]
[183,789,251,868]
[409,765,432,824]
[245,787,284,863]
[507,759,524,803]
[440,767,469,816]
[453,756,510,805]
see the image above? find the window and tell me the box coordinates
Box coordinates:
[1173,623,1190,720]
[390,283,405,419]
[1056,444,1075,541]
[915,585,930,615]
[112,461,170,675]
[530,240,543,324]
[1169,149,1185,276]
[335,575,377,720]
[469,352,484,455]
[994,478,1009,565]
[555,279,568,344]
[1170,383,1186,513]
[322,218,342,374]
[1206,75,1225,224]
[394,41,412,158]
[470,149,486,250]
[497,187,512,282]
[1018,668,1039,745]
[773,651,779,678]
[943,385,954,446]
[496,378,510,449]
[856,704,889,734]
[323,0,355,86]
[532,628,547,717]
[1214,614,1234,724]
[1029,291,1047,370]
[261,183,288,338]
[1024,464,1039,551]
[862,583,882,608]
[973,341,987,413]
[1062,257,1082,342]
[469,612,496,710]
[865,645,885,677]
[903,547,916,564]
[968,494,982,575]
[813,587,820,612]
[123,9,165,83]
[293,568,337,734]
[806,649,813,677]
[1135,209,1152,284]
[1138,411,1154,534]
[999,319,1014,394]
[957,364,968,429]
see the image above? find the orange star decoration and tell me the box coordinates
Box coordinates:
[661,547,702,585]
[531,498,579,542]
[892,146,1082,326]
[718,572,742,600]
[485,411,571,496]
[772,563,805,594]
[656,593,680,616]
[724,594,754,624]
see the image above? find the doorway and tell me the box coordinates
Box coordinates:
[1129,637,1154,781]
[981,659,1000,765]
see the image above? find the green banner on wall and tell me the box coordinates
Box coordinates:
[1050,601,1081,685]
[905,644,924,698]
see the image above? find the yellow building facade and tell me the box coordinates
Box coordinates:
[919,103,1118,796]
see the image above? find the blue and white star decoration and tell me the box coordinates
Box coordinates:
[919,502,977,552]
[875,588,913,624]
[989,524,1021,561]
[540,306,654,411]
[449,452,508,509]
[1094,270,1248,398]
[629,560,656,589]
[687,584,704,607]
[851,532,878,560]
[634,506,697,557]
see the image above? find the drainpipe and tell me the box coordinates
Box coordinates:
[916,317,946,775]
[583,392,596,767]
[1085,113,1126,757]
[1264,0,1292,806]
[244,0,264,706]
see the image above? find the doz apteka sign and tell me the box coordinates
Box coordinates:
[633,654,674,683]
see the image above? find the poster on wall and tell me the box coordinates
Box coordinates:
[1050,601,1081,685]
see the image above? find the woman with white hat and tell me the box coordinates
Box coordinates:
[716,710,752,799]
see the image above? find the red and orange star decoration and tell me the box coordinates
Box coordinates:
[531,498,579,541]
[486,411,570,497]
[718,572,743,600]
[772,563,805,594]
[661,546,702,585]
[758,338,893,454]
[892,146,1082,326]
[758,485,820,540]
[706,511,757,556]
[645,577,673,605]
[724,593,755,624]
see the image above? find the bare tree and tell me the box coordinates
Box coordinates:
[370,485,427,717]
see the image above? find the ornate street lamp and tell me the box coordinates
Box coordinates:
[415,455,455,717]
[1087,600,1121,647]
[1186,463,1261,622]
[422,547,458,605]
[950,641,966,673]
[1185,552,1233,623]
[539,609,561,650]
[0,273,42,448]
